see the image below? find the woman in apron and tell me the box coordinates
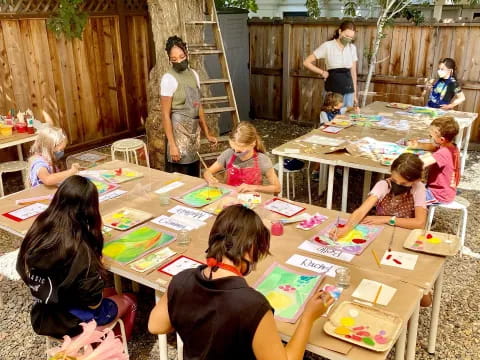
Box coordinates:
[303,21,358,108]
[161,36,217,176]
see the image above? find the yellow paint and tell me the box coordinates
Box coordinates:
[427,237,441,244]
[125,172,135,176]
[340,317,355,327]
[335,326,351,335]
[265,291,293,310]
[112,213,123,219]
[338,229,364,243]
[418,235,426,242]
[102,242,126,257]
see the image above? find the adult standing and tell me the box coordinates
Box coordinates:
[161,35,217,176]
[303,21,358,107]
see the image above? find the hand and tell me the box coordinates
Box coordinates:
[407,139,419,148]
[322,70,329,79]
[361,216,390,225]
[70,163,80,174]
[440,104,453,110]
[207,135,218,146]
[303,290,334,321]
[329,226,349,240]
[169,143,181,162]
[207,174,220,186]
[237,183,256,193]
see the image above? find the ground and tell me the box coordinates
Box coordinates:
[0,119,479,359]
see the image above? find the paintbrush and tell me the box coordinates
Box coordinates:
[332,215,340,241]
[388,225,395,252]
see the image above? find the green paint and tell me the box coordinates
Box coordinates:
[362,337,375,346]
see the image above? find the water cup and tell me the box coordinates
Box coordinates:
[335,267,351,289]
[159,191,170,205]
[177,229,191,247]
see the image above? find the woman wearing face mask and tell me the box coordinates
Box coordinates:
[330,153,427,240]
[148,205,334,360]
[427,58,465,110]
[303,21,359,108]
[203,122,280,194]
[160,35,217,176]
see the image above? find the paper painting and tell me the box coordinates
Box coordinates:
[380,250,418,270]
[99,168,144,184]
[158,255,204,276]
[129,247,177,273]
[83,176,119,195]
[174,184,231,208]
[255,263,323,323]
[312,218,383,255]
[103,226,175,264]
[102,207,152,231]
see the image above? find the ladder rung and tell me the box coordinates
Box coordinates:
[185,20,217,24]
[201,96,229,104]
[200,78,229,85]
[190,49,223,55]
[189,43,216,49]
[203,107,236,115]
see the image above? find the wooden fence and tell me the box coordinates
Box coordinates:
[0,0,153,156]
[249,18,480,141]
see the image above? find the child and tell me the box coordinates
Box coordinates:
[332,153,427,240]
[427,58,465,110]
[203,122,281,194]
[28,125,79,186]
[320,92,347,125]
[148,205,334,359]
[17,176,137,339]
[408,116,460,204]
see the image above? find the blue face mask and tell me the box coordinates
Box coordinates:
[54,150,64,160]
[234,149,250,157]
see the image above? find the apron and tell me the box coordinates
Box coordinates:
[325,68,354,95]
[376,180,415,218]
[226,152,262,186]
[166,74,201,164]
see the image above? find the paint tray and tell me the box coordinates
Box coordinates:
[103,207,153,231]
[403,229,459,256]
[324,301,403,352]
[99,168,144,184]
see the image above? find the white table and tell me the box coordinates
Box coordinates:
[0,132,38,161]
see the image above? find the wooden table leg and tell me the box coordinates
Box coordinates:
[341,167,349,212]
[17,144,23,161]
[155,290,169,360]
[113,274,123,295]
[406,300,420,360]
[395,325,407,360]
[428,266,444,354]
[278,155,284,198]
[326,165,335,209]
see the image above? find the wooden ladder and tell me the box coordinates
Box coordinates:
[179,0,240,161]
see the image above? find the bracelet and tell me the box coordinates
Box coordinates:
[388,216,396,226]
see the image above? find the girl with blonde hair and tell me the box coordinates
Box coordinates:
[28,125,79,186]
[204,122,280,194]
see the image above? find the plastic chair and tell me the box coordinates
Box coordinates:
[0,161,29,197]
[426,196,469,256]
[111,138,150,168]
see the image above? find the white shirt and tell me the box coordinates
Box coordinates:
[313,40,358,70]
[160,69,201,97]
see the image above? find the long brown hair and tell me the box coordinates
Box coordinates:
[391,153,423,182]
[321,92,343,112]
[229,121,266,153]
[17,176,106,281]
[206,205,270,267]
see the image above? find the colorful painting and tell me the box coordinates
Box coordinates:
[174,184,231,208]
[103,226,176,264]
[100,168,143,184]
[324,301,403,352]
[408,106,445,117]
[103,207,152,231]
[255,263,323,323]
[311,218,383,255]
[386,102,411,110]
[83,176,119,195]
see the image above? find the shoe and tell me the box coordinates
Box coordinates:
[311,171,319,182]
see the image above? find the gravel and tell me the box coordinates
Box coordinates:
[1,118,479,359]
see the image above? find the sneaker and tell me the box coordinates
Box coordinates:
[311,171,319,182]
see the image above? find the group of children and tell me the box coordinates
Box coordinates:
[16,62,461,357]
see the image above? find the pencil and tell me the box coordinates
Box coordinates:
[388,225,395,252]
[373,285,383,305]
[371,249,381,269]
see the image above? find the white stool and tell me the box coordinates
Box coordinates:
[111,138,150,168]
[426,196,469,256]
[45,318,128,359]
[0,161,29,197]
[274,161,310,202]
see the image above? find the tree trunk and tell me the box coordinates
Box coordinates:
[146,0,218,169]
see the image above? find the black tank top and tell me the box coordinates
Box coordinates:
[167,265,272,359]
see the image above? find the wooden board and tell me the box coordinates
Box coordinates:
[403,229,459,257]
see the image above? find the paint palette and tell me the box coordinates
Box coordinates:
[174,184,231,208]
[100,168,144,184]
[329,117,352,128]
[312,219,382,255]
[102,207,153,231]
[403,229,460,256]
[324,301,403,352]
[386,102,411,110]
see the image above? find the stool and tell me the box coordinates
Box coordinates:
[0,161,29,197]
[274,161,311,202]
[45,318,128,359]
[426,196,469,256]
[111,138,150,168]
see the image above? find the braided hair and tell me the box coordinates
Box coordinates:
[165,35,188,56]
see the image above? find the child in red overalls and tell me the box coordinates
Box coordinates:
[204,122,280,194]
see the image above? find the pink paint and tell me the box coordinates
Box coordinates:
[374,335,389,344]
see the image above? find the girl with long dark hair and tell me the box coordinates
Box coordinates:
[17,175,137,339]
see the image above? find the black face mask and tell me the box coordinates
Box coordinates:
[390,181,411,196]
[172,59,188,72]
[241,258,254,276]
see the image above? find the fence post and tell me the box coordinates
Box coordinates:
[282,23,291,122]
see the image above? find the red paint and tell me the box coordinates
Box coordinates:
[351,335,362,341]
[386,254,392,260]
[393,259,402,264]
[426,233,433,239]
[115,168,122,175]
[345,335,351,339]
[337,224,345,228]
[352,238,366,244]
[353,326,366,331]
[356,331,371,337]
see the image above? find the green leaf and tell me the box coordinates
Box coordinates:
[47,0,87,40]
